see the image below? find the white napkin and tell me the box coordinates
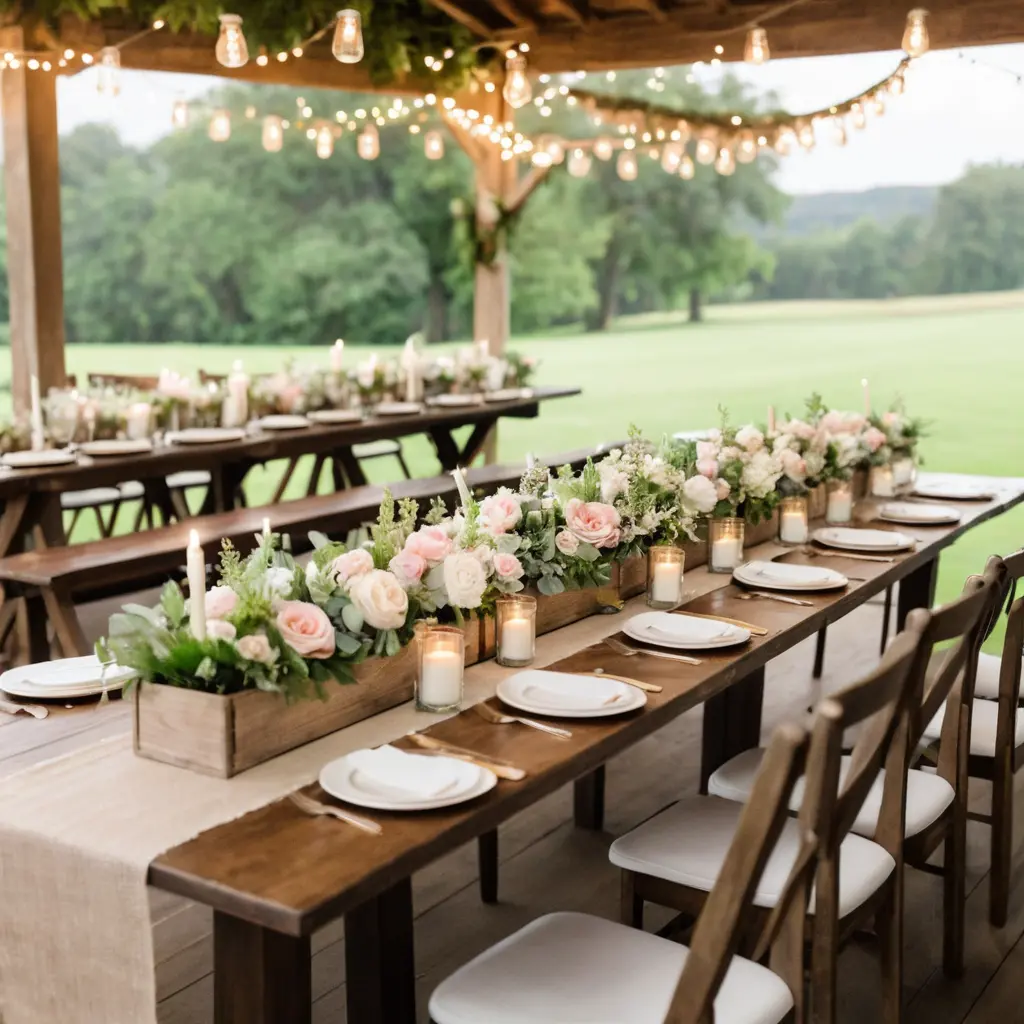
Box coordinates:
[347,745,461,798]
[514,670,625,710]
[633,612,732,643]
[882,502,952,522]
[744,560,830,584]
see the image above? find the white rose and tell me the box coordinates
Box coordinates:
[682,474,719,513]
[735,425,765,452]
[741,450,783,498]
[597,460,629,503]
[206,619,236,641]
[555,530,579,555]
[349,569,409,631]
[804,451,826,479]
[262,566,295,600]
[443,551,488,609]
[237,633,276,664]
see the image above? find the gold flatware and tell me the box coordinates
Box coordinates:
[474,701,572,739]
[587,668,664,693]
[799,547,896,564]
[405,733,527,781]
[0,699,48,719]
[603,635,701,668]
[736,591,814,607]
[288,791,382,835]
[669,610,769,637]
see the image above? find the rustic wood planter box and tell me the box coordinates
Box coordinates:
[808,484,827,521]
[744,510,779,549]
[133,642,419,778]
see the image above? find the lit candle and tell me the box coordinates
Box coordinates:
[651,560,682,604]
[826,486,853,524]
[711,536,742,572]
[476,338,489,359]
[893,457,913,487]
[125,401,152,441]
[501,617,534,662]
[186,529,207,641]
[418,649,463,708]
[225,359,249,427]
[451,465,473,510]
[29,374,44,451]
[330,339,345,373]
[402,337,420,404]
[767,405,776,435]
[262,516,271,540]
[871,465,895,498]
[779,508,809,544]
[861,377,871,417]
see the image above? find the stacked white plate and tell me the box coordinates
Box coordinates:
[484,388,527,403]
[0,655,135,701]
[734,560,848,592]
[2,448,76,469]
[879,501,960,526]
[306,409,362,425]
[913,478,995,501]
[428,394,482,408]
[79,439,153,457]
[319,744,496,811]
[374,402,421,416]
[623,610,750,650]
[257,414,310,431]
[497,670,646,719]
[812,526,916,553]
[168,427,247,445]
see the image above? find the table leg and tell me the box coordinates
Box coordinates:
[143,479,177,527]
[478,829,499,904]
[574,765,606,830]
[345,877,416,1024]
[213,911,311,1024]
[700,667,765,793]
[428,417,500,471]
[335,446,368,488]
[897,556,939,630]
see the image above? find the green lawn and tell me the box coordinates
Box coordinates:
[12,290,1024,647]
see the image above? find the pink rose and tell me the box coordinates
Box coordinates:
[492,552,524,580]
[330,548,373,584]
[779,449,807,480]
[735,425,764,452]
[206,619,236,641]
[389,548,427,585]
[479,492,522,535]
[563,498,621,549]
[716,479,732,501]
[404,525,453,563]
[205,586,237,620]
[695,440,718,462]
[787,419,816,441]
[237,633,275,664]
[275,600,335,659]
[819,411,846,435]
[881,411,900,428]
[555,530,580,556]
[696,457,719,479]
[864,427,887,453]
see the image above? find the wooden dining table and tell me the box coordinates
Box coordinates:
[137,473,1024,1024]
[0,387,579,554]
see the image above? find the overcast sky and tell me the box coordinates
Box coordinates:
[53,43,1024,196]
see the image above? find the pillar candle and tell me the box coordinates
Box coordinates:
[29,374,45,451]
[330,339,345,373]
[710,536,742,571]
[186,529,207,641]
[125,402,152,441]
[650,561,682,604]
[779,509,808,544]
[500,617,534,662]
[418,649,463,708]
[767,405,776,435]
[225,360,249,427]
[452,466,473,510]
[861,377,871,417]
[827,490,853,523]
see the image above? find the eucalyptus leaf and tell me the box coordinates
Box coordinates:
[341,602,364,633]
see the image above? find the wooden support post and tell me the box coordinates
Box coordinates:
[1,25,67,417]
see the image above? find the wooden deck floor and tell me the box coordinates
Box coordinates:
[49,594,1024,1022]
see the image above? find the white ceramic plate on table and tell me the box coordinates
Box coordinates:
[812,526,916,553]
[734,560,848,592]
[879,502,961,526]
[306,409,362,425]
[2,448,76,469]
[0,655,135,700]
[428,394,482,408]
[79,439,153,457]
[257,414,310,431]
[484,388,528,403]
[913,479,995,501]
[374,402,421,416]
[319,747,496,811]
[622,611,750,650]
[168,427,247,445]
[497,670,646,719]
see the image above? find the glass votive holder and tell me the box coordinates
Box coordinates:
[646,545,685,608]
[496,595,537,667]
[416,624,465,713]
[777,495,809,546]
[125,401,153,441]
[825,479,854,524]
[870,464,895,498]
[707,516,745,574]
[892,456,915,491]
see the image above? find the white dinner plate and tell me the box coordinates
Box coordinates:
[734,560,848,592]
[484,388,527,403]
[2,448,76,469]
[812,526,916,553]
[78,439,153,457]
[306,409,363,425]
[168,427,247,445]
[879,502,961,526]
[374,402,422,416]
[0,655,135,700]
[622,611,750,650]
[913,479,995,501]
[428,394,482,408]
[257,414,310,431]
[319,751,496,811]
[497,670,647,719]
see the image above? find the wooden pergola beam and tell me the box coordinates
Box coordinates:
[543,0,590,25]
[487,0,537,29]
[424,0,498,38]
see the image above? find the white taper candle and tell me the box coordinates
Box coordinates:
[186,529,207,641]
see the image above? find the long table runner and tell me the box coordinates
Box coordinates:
[0,564,742,1024]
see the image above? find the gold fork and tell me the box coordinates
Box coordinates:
[474,701,572,738]
[603,635,701,667]
[288,791,383,835]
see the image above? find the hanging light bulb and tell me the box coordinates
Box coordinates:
[889,72,906,96]
[171,100,189,129]
[832,116,848,146]
[215,14,249,68]
[744,27,769,65]
[695,133,717,165]
[736,130,757,164]
[616,150,638,181]
[545,138,565,165]
[503,53,532,109]
[332,9,364,63]
[96,46,121,96]
[871,93,886,117]
[850,102,867,130]
[714,146,736,176]
[208,109,231,142]
[424,130,444,160]
[568,147,592,178]
[261,115,284,152]
[679,154,695,180]
[796,120,815,149]
[660,142,682,173]
[315,124,334,159]
[357,123,380,160]
[773,127,794,155]
[902,8,929,57]
[593,136,614,162]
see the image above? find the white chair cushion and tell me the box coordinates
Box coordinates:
[428,912,793,1024]
[709,749,953,840]
[352,439,401,458]
[973,652,1018,701]
[166,470,211,489]
[117,480,146,501]
[609,796,893,919]
[60,487,123,509]
[925,698,1024,757]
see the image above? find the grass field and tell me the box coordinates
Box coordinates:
[10,290,1024,645]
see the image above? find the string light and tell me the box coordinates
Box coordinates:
[208,109,231,142]
[714,146,736,176]
[592,137,613,161]
[679,154,695,180]
[616,150,639,181]
[871,93,885,116]
[695,133,717,165]
[660,142,682,173]
[744,27,769,65]
[357,122,380,160]
[832,116,847,145]
[424,129,444,159]
[315,123,335,159]
[568,147,591,178]
[503,52,532,110]
[850,102,867,129]
[171,100,189,129]
[215,14,249,68]
[796,120,815,149]
[96,46,120,95]
[262,114,284,152]
[902,8,929,57]
[736,130,757,163]
[332,9,364,63]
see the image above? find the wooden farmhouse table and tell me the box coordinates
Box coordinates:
[137,473,1024,1024]
[0,387,579,554]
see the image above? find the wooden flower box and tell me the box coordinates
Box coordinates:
[808,484,827,520]
[744,510,779,549]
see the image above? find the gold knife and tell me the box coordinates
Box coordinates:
[404,733,527,781]
[583,670,663,693]
[669,610,769,636]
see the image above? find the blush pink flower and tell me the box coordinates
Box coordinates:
[275,600,335,659]
[696,457,719,479]
[563,498,621,549]
[881,411,900,428]
[236,633,275,664]
[330,548,374,585]
[864,427,887,453]
[389,548,427,586]
[204,586,237,620]
[716,479,732,501]
[555,530,580,556]
[205,619,236,642]
[492,552,524,580]
[479,491,522,535]
[695,440,718,462]
[404,525,453,563]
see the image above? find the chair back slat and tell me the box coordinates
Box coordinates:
[87,372,160,391]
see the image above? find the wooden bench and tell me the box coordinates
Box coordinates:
[0,444,621,663]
